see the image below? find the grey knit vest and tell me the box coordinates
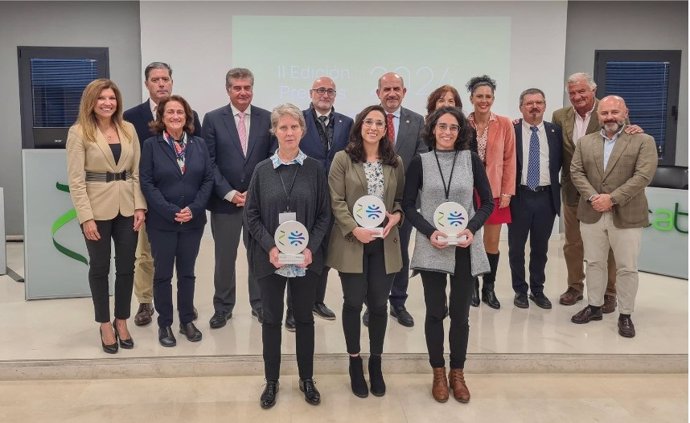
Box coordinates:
[410,150,490,276]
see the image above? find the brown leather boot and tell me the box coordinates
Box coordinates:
[432,367,449,403]
[449,368,470,403]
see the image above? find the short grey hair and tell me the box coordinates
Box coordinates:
[144,62,172,80]
[519,88,545,106]
[225,68,254,89]
[566,72,597,91]
[270,103,306,136]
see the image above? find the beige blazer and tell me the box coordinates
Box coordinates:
[570,128,657,229]
[326,151,405,274]
[66,122,147,224]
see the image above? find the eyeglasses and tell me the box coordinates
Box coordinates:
[436,123,460,133]
[363,119,385,128]
[312,88,336,96]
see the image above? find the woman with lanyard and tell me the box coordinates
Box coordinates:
[139,95,213,347]
[244,103,331,409]
[327,104,404,399]
[403,106,493,403]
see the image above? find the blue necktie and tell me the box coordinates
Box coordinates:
[527,126,540,190]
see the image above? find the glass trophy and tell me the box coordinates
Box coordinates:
[274,220,310,264]
[433,201,468,245]
[353,195,386,237]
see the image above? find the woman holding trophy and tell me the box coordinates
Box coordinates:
[402,107,494,404]
[327,105,404,399]
[244,103,331,409]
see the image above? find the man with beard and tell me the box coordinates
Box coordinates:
[569,96,657,338]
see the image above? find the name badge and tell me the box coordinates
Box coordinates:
[279,212,297,224]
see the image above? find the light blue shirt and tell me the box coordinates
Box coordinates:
[601,126,625,171]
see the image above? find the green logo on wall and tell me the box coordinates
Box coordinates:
[53,182,88,265]
[648,202,688,234]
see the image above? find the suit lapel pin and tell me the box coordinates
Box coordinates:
[405,120,410,124]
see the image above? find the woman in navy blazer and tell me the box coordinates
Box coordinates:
[139,95,213,347]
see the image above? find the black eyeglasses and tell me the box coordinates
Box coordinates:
[312,88,336,96]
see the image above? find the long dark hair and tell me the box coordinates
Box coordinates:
[423,107,472,151]
[345,105,398,167]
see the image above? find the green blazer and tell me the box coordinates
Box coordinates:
[326,150,405,274]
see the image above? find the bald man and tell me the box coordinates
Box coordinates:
[569,96,657,338]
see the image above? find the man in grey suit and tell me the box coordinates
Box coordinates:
[366,72,426,327]
[569,96,657,338]
[202,68,274,328]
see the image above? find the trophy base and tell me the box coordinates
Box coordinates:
[370,227,384,238]
[440,235,468,245]
[279,253,305,265]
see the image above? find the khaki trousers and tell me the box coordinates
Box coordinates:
[133,222,154,303]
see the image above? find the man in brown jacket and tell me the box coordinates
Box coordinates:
[569,96,657,338]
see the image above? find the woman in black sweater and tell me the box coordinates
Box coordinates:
[244,103,331,409]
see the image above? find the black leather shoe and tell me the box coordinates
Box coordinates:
[179,322,202,342]
[482,290,501,309]
[209,311,231,329]
[100,327,118,354]
[529,293,553,309]
[252,308,264,324]
[390,305,414,327]
[513,293,529,309]
[313,302,336,320]
[113,319,134,349]
[362,309,370,327]
[571,306,603,324]
[471,278,480,307]
[299,378,321,405]
[260,380,279,409]
[134,303,154,326]
[618,315,636,338]
[285,309,296,332]
[158,326,177,347]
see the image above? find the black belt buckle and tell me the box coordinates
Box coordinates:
[106,171,127,182]
[522,185,549,192]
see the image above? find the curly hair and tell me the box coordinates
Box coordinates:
[423,107,472,151]
[345,105,398,167]
[466,75,497,95]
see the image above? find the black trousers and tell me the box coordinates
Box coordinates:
[420,246,473,369]
[508,189,556,295]
[260,271,317,381]
[147,226,204,328]
[340,239,394,355]
[82,214,137,323]
[389,219,412,308]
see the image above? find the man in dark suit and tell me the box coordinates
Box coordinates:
[283,76,353,331]
[508,88,563,309]
[369,72,426,327]
[123,61,202,327]
[569,95,657,338]
[203,68,273,329]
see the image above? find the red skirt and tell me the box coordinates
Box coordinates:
[474,193,512,225]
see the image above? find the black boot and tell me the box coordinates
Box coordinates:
[349,356,369,398]
[482,253,501,309]
[368,354,386,396]
[471,277,480,307]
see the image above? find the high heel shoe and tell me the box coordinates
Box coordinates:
[113,319,134,349]
[100,327,118,354]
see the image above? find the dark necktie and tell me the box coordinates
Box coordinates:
[527,126,540,190]
[386,113,395,145]
[318,115,330,149]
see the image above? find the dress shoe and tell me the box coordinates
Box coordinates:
[134,303,154,326]
[260,380,279,409]
[513,293,529,309]
[313,302,336,320]
[448,368,470,403]
[618,315,636,338]
[390,305,414,327]
[100,327,118,354]
[471,278,480,307]
[113,319,134,349]
[529,293,553,309]
[299,378,321,406]
[432,367,449,403]
[368,354,386,397]
[602,294,617,314]
[362,309,370,327]
[285,308,295,332]
[559,287,584,306]
[571,305,603,324]
[179,322,202,342]
[158,326,177,347]
[251,308,264,324]
[482,290,501,309]
[349,356,369,398]
[209,311,231,329]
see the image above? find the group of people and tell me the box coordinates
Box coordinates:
[65,62,658,408]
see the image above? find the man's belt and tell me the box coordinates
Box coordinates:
[520,185,550,192]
